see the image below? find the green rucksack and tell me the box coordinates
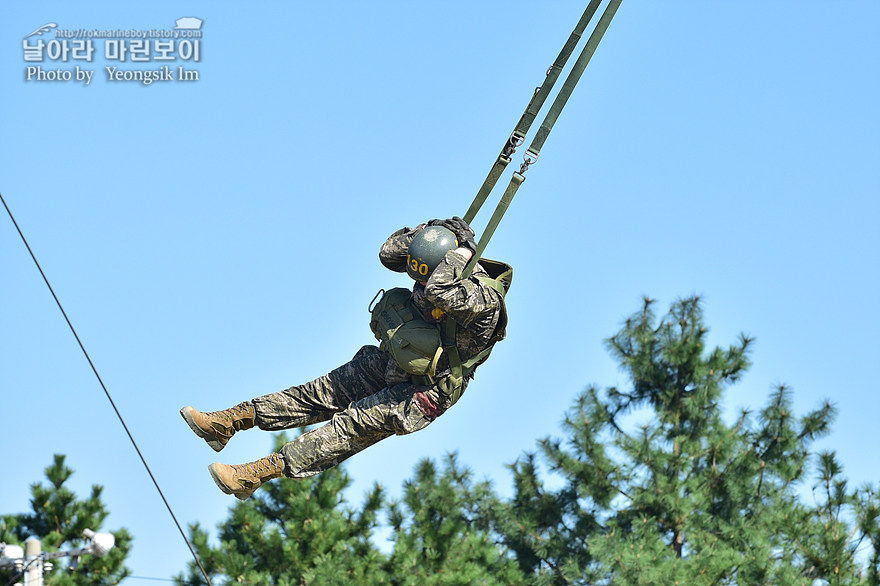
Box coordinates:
[369,287,444,377]
[368,258,512,391]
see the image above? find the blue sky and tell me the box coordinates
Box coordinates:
[2,1,878,582]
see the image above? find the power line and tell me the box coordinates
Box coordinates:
[1,192,213,586]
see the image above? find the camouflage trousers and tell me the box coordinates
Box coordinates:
[251,345,464,478]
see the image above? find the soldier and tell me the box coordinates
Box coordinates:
[180,217,510,500]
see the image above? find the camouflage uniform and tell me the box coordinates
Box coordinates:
[251,224,504,478]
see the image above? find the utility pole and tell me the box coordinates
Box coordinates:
[0,529,115,585]
[24,538,42,586]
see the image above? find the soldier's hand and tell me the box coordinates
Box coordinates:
[428,216,477,253]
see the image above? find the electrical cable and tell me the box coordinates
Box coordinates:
[3,557,37,586]
[1,192,213,586]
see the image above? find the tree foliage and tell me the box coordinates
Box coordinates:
[0,454,132,585]
[175,296,879,585]
[386,454,525,585]
[177,438,522,585]
[490,296,879,585]
[178,433,388,586]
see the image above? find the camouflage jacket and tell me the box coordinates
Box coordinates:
[379,224,505,380]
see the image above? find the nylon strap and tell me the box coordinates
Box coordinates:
[463,154,510,226]
[464,0,604,226]
[526,0,622,159]
[439,316,498,405]
[463,0,621,280]
[463,172,523,279]
[476,275,507,297]
[440,0,623,401]
[440,318,465,403]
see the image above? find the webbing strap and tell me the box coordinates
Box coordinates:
[439,318,497,405]
[440,1,622,400]
[526,0,622,159]
[463,154,510,226]
[476,275,507,297]
[461,344,495,371]
[440,318,465,403]
[462,0,621,280]
[464,0,604,226]
[463,172,524,279]
[511,0,604,145]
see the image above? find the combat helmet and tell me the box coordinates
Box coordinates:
[406,225,458,281]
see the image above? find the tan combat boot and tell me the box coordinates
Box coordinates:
[208,453,286,500]
[179,401,255,452]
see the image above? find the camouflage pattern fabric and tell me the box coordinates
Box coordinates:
[380,224,502,375]
[251,225,505,478]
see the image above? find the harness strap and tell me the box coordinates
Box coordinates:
[463,154,511,227]
[438,322,504,404]
[463,172,523,280]
[462,0,622,280]
[440,318,467,404]
[445,344,466,403]
[420,1,624,401]
[476,275,507,297]
[464,0,605,226]
[525,0,622,160]
[435,269,510,404]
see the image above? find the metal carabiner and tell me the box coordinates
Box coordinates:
[519,149,539,175]
[503,131,526,159]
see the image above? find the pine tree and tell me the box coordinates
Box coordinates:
[175,444,525,585]
[489,296,878,585]
[177,433,389,585]
[789,451,880,585]
[0,454,132,585]
[386,453,525,585]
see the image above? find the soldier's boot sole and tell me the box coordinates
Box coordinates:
[207,453,285,501]
[180,406,228,452]
[208,463,256,501]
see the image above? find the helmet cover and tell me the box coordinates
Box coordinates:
[406,225,458,281]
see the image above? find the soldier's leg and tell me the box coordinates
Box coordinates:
[252,345,390,430]
[278,382,448,478]
[181,345,388,451]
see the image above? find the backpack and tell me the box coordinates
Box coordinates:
[369,287,444,377]
[369,258,512,400]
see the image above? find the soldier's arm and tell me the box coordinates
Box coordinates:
[379,224,426,272]
[423,249,500,329]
